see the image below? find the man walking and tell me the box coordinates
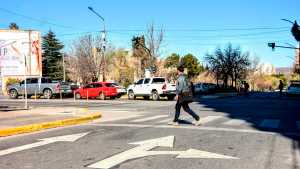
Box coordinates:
[244,82,249,97]
[169,66,201,126]
[279,80,284,98]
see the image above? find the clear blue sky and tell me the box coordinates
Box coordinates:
[1,0,300,67]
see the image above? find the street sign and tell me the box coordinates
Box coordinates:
[0,132,89,156]
[88,136,239,169]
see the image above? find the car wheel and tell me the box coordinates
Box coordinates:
[43,89,52,99]
[128,90,135,100]
[167,96,175,101]
[9,89,18,99]
[152,90,160,101]
[99,92,106,100]
[143,96,150,100]
[75,93,81,99]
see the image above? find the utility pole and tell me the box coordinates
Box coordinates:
[88,6,106,81]
[62,53,66,82]
[24,54,28,109]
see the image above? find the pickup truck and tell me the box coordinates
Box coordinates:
[127,77,176,101]
[7,77,72,99]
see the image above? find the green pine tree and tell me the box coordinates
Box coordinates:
[182,53,204,78]
[164,53,180,68]
[42,30,64,80]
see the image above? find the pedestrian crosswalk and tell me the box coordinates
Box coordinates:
[116,115,300,130]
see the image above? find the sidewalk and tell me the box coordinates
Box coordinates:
[0,106,101,137]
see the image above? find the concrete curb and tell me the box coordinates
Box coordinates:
[0,112,101,137]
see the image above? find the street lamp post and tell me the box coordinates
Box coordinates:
[281,19,294,24]
[62,53,66,82]
[88,6,106,81]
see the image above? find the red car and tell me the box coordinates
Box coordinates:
[75,82,118,100]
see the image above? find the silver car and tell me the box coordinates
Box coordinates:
[7,77,72,99]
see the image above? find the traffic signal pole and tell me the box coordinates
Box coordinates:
[268,42,300,72]
[268,43,300,50]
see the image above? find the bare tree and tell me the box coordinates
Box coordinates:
[146,22,164,67]
[205,44,250,87]
[66,35,103,84]
[132,23,164,79]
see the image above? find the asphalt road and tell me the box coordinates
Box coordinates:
[0,94,300,169]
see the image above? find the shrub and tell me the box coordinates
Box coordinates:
[5,78,21,87]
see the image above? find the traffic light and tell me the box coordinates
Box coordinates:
[268,42,276,51]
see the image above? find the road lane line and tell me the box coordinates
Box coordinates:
[259,119,280,129]
[130,115,169,123]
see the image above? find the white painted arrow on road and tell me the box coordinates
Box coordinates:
[0,132,89,156]
[88,136,238,169]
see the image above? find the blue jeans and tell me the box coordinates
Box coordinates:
[173,101,199,122]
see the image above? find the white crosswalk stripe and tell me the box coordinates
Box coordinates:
[259,119,280,129]
[157,118,172,124]
[199,116,223,124]
[130,115,169,123]
[223,118,251,126]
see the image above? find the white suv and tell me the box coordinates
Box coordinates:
[127,77,176,101]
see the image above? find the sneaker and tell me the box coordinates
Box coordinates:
[192,119,201,126]
[168,121,179,126]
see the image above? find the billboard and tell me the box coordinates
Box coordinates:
[0,30,42,76]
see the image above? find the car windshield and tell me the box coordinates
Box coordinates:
[152,78,165,84]
[111,83,119,87]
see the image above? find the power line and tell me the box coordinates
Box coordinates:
[164,29,289,39]
[284,55,295,60]
[0,7,88,30]
[56,29,290,40]
[108,27,289,32]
